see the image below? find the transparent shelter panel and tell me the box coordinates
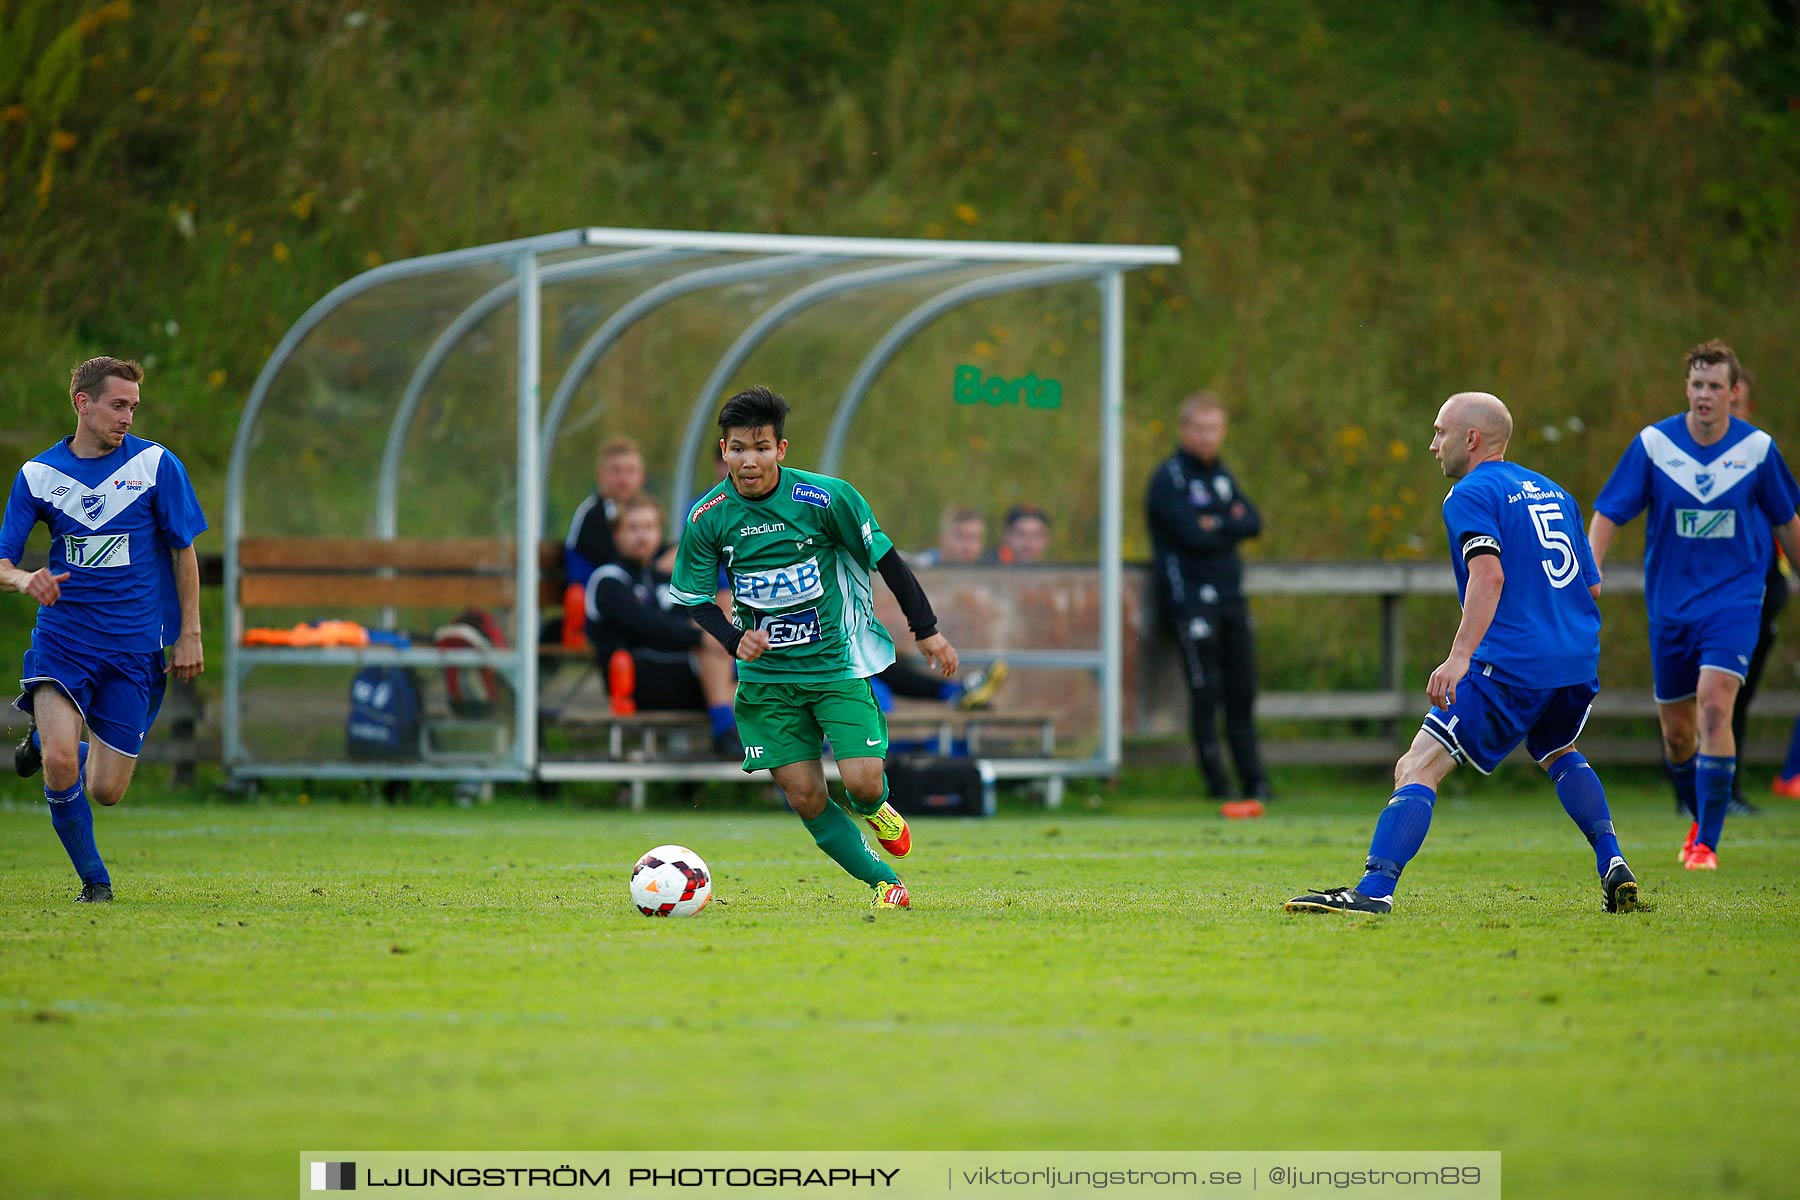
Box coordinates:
[240,264,519,541]
[237,663,517,767]
[539,256,912,532]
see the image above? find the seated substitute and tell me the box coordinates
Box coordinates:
[566,436,663,595]
[1286,392,1640,916]
[872,655,1007,714]
[908,505,986,568]
[585,494,741,759]
[984,503,1051,565]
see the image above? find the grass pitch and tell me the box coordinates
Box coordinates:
[3,774,1797,1199]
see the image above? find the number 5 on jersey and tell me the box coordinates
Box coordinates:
[1529,502,1580,588]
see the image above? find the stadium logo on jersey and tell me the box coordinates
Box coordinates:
[733,556,824,606]
[1676,508,1736,539]
[739,522,787,537]
[81,493,105,520]
[757,606,823,648]
[64,533,131,568]
[689,493,727,523]
[791,482,832,509]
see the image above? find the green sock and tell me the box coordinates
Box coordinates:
[802,801,897,886]
[842,778,888,818]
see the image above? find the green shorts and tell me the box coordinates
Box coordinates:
[734,678,888,772]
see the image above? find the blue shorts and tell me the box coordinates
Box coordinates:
[1650,607,1761,703]
[14,626,165,758]
[1420,668,1598,775]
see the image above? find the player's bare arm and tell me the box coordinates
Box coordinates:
[1586,512,1617,577]
[1428,554,1504,709]
[169,544,204,682]
[0,558,70,605]
[1773,515,1800,593]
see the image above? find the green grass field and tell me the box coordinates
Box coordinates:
[3,775,1797,1199]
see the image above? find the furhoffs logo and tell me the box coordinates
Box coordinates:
[311,1161,356,1191]
[791,482,831,509]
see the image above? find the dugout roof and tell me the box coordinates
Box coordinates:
[223,228,1179,785]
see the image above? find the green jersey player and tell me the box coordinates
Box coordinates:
[671,386,960,909]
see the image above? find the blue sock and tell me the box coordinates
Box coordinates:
[1696,754,1735,850]
[1783,716,1800,780]
[29,729,90,774]
[1549,753,1622,876]
[706,704,736,739]
[937,680,962,703]
[1666,755,1698,821]
[46,779,109,886]
[1357,783,1436,899]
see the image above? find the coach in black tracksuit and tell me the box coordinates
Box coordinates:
[1146,391,1270,802]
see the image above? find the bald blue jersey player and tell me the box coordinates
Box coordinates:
[1286,392,1639,915]
[1,357,208,902]
[1589,339,1800,871]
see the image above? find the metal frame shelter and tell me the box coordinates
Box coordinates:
[223,228,1179,790]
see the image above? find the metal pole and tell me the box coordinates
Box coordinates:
[1099,271,1125,773]
[515,251,542,774]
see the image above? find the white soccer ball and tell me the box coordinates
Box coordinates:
[630,844,713,917]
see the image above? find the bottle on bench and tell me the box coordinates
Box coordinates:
[607,648,637,716]
[561,582,587,650]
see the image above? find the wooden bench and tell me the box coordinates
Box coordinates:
[236,536,565,611]
[545,706,1056,756]
[540,705,1060,809]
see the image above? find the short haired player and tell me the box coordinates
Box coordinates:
[669,386,958,909]
[1287,392,1639,915]
[1588,340,1800,870]
[1,357,208,902]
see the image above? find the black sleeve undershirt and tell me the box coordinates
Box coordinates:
[877,547,939,641]
[690,601,743,657]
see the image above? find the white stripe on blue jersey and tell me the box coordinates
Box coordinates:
[1,435,208,652]
[1594,414,1800,625]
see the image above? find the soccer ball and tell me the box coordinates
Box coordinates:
[630,844,712,917]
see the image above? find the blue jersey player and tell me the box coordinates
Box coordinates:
[1287,393,1640,915]
[0,358,208,902]
[1588,340,1800,871]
